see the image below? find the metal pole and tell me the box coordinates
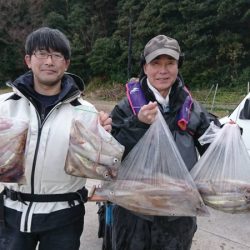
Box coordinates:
[205,84,214,103]
[247,81,249,93]
[127,11,132,80]
[210,83,218,112]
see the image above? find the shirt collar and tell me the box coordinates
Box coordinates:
[147,79,171,107]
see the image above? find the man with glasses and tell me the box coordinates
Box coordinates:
[0,27,111,250]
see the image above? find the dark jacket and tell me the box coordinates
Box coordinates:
[110,75,220,250]
[111,75,220,171]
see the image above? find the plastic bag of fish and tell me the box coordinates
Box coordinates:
[96,174,209,216]
[65,106,125,180]
[196,179,250,213]
[99,111,209,216]
[191,122,250,213]
[0,117,28,184]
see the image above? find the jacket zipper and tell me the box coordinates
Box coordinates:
[24,106,42,232]
[23,93,79,232]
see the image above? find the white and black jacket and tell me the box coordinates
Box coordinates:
[0,71,94,232]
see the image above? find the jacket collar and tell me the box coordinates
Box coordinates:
[11,71,83,103]
[140,74,188,113]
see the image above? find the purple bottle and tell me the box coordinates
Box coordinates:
[126,80,148,115]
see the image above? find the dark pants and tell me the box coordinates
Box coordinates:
[1,216,84,250]
[0,223,12,250]
[112,206,197,250]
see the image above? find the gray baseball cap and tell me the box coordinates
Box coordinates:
[144,35,181,63]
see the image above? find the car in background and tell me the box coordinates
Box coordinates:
[219,92,250,155]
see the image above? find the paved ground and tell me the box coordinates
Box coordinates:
[80,180,250,250]
[192,210,250,250]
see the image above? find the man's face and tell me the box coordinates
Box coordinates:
[25,49,70,92]
[144,55,178,97]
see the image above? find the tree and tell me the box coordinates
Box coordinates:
[0,0,249,87]
[87,37,126,82]
[0,0,44,83]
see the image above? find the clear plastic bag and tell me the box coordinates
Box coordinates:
[0,117,28,184]
[191,123,250,213]
[65,107,124,180]
[97,111,209,217]
[198,121,221,145]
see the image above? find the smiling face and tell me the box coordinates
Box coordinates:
[24,49,70,95]
[143,55,178,97]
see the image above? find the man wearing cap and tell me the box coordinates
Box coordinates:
[109,35,220,250]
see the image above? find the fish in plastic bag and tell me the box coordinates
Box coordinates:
[96,174,208,216]
[191,123,250,213]
[0,117,28,184]
[65,108,124,180]
[98,111,209,217]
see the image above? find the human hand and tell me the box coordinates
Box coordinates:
[138,101,158,124]
[99,111,112,133]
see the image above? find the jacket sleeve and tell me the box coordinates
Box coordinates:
[111,98,150,158]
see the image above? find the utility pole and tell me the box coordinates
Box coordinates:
[127,10,132,80]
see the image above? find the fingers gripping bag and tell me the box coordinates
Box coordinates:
[97,111,209,217]
[65,106,125,181]
[191,122,250,213]
[0,117,28,184]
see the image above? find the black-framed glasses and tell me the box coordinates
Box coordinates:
[33,50,65,61]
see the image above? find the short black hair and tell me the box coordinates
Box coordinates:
[25,27,71,60]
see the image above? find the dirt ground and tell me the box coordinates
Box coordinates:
[85,98,116,113]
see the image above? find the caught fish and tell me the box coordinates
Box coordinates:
[0,118,28,184]
[66,148,115,180]
[96,175,209,216]
[203,192,250,212]
[0,162,26,184]
[65,119,124,180]
[0,151,17,171]
[70,141,120,167]
[196,179,250,213]
[197,179,250,194]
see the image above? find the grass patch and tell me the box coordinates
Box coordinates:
[192,87,248,117]
[85,81,248,117]
[0,87,12,94]
[2,81,247,118]
[85,79,126,101]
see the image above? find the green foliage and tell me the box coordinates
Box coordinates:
[0,43,24,85]
[43,0,69,17]
[231,67,250,87]
[87,37,127,82]
[0,0,249,88]
[70,33,89,81]
[43,12,68,31]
